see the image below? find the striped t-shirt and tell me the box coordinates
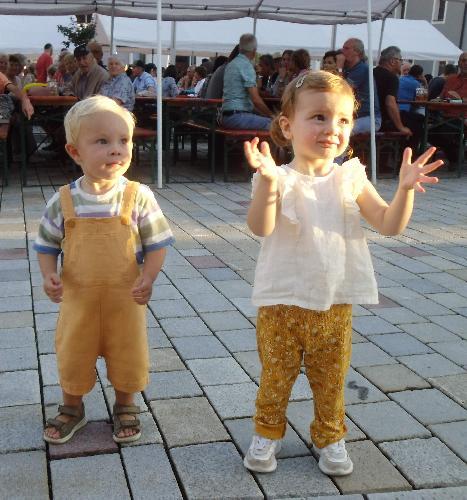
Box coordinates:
[34,177,174,264]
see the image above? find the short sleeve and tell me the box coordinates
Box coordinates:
[33,192,64,255]
[240,61,257,88]
[340,158,368,200]
[136,185,175,253]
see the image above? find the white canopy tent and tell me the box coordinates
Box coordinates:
[0,15,70,56]
[1,0,467,186]
[94,15,462,62]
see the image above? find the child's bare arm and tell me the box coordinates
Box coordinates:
[358,147,443,236]
[245,138,279,237]
[38,253,63,303]
[131,247,166,305]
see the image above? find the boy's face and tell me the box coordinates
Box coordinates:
[66,111,133,184]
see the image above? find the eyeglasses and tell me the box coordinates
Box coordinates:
[393,57,403,62]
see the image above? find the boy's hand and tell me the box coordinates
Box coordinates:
[399,147,443,193]
[244,138,278,182]
[131,275,154,305]
[43,273,63,303]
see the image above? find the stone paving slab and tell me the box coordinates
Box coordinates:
[399,322,461,343]
[345,367,389,405]
[171,335,230,360]
[429,420,467,461]
[122,444,183,499]
[204,382,258,419]
[368,486,467,499]
[355,364,430,393]
[367,332,433,357]
[145,370,203,400]
[0,346,38,371]
[151,397,229,448]
[346,401,431,442]
[352,316,401,335]
[0,370,41,407]
[390,389,467,425]
[216,328,258,352]
[379,438,467,488]
[51,454,130,499]
[350,342,399,367]
[48,421,118,459]
[200,310,253,331]
[159,316,213,338]
[333,440,411,494]
[225,417,311,458]
[428,373,467,408]
[149,347,186,372]
[187,357,251,386]
[428,315,467,339]
[397,353,465,378]
[0,326,35,349]
[170,442,263,499]
[0,450,49,500]
[428,340,467,366]
[0,404,44,452]
[255,456,340,498]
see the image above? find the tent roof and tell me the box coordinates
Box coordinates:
[94,15,462,61]
[0,0,407,23]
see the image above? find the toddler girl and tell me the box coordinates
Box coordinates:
[243,70,442,476]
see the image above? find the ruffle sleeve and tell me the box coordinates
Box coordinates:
[251,167,300,224]
[339,157,368,201]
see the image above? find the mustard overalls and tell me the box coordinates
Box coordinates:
[55,181,149,396]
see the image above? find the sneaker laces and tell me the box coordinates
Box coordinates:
[250,435,275,458]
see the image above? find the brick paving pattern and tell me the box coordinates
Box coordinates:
[1,164,467,499]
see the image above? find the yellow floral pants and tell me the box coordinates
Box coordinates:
[254,303,352,449]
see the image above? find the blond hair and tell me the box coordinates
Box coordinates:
[64,95,135,145]
[270,70,357,148]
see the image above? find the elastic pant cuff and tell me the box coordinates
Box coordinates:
[254,418,286,440]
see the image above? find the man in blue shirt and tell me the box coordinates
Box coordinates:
[342,38,381,135]
[132,60,156,96]
[221,34,273,130]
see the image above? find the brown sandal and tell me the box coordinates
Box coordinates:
[43,404,87,444]
[112,403,141,443]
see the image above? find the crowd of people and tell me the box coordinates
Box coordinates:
[0,35,466,164]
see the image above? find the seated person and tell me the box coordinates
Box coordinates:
[289,49,311,78]
[100,56,135,111]
[257,54,275,96]
[161,65,180,97]
[180,66,207,97]
[132,60,156,96]
[221,33,272,131]
[398,64,427,116]
[0,53,8,75]
[429,52,467,168]
[198,56,228,98]
[177,65,195,91]
[428,64,457,100]
[373,46,417,149]
[6,54,24,88]
[321,50,339,75]
[271,49,293,98]
[205,45,239,99]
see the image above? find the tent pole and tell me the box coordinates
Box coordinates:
[157,0,163,188]
[110,0,116,54]
[253,17,257,36]
[170,21,177,64]
[377,17,386,60]
[331,25,337,50]
[367,0,377,184]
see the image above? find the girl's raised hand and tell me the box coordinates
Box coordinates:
[244,138,278,182]
[399,147,443,193]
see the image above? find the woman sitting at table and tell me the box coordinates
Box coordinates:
[161,65,179,97]
[100,56,135,111]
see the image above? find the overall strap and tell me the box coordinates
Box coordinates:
[59,185,76,221]
[120,181,140,225]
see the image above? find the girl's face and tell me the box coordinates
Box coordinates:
[280,90,354,168]
[322,56,337,73]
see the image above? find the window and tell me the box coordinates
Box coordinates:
[432,0,447,23]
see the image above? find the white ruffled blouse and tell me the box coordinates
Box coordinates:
[251,159,379,311]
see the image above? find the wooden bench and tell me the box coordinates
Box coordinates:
[350,131,409,177]
[132,126,157,183]
[0,123,10,186]
[175,120,273,182]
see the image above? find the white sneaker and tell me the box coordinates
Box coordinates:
[314,439,353,476]
[243,435,281,473]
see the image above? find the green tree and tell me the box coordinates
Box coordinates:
[57,16,96,49]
